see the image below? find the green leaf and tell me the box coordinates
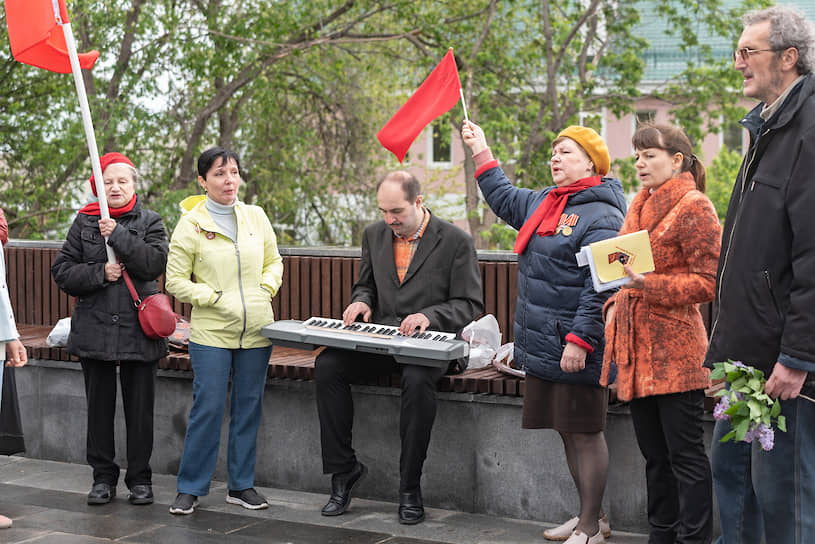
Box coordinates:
[710,367,726,380]
[771,400,781,418]
[730,377,748,390]
[733,419,750,441]
[747,399,763,419]
[777,415,787,433]
[720,430,736,443]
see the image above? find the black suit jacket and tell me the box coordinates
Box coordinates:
[352,213,483,335]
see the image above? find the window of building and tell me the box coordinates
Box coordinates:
[635,110,656,127]
[430,120,452,165]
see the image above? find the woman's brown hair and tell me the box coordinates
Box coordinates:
[632,124,706,192]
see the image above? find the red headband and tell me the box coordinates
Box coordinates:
[89,152,135,196]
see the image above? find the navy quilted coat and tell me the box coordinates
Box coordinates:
[477,166,626,385]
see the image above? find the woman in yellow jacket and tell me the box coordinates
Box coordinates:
[165,147,283,515]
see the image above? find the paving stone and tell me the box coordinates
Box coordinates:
[232,518,392,543]
[0,458,651,543]
[119,524,261,544]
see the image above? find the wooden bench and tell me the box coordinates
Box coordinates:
[7,241,725,403]
[5,242,524,397]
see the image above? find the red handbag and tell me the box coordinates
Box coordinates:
[121,269,176,339]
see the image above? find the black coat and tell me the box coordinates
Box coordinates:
[707,74,815,375]
[352,213,483,335]
[51,198,169,362]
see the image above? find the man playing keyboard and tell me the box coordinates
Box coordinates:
[315,170,483,525]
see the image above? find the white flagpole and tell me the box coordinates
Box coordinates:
[459,88,469,123]
[60,18,116,264]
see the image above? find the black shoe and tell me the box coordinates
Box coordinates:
[87,483,116,505]
[398,491,425,525]
[169,493,198,515]
[128,484,154,505]
[226,488,269,510]
[321,462,367,516]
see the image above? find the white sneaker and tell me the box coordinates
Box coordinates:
[563,529,605,544]
[544,516,611,541]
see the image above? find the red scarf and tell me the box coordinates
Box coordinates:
[78,194,137,217]
[513,176,602,254]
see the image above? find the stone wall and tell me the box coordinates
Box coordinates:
[15,359,718,533]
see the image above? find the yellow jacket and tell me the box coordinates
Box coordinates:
[166,195,283,349]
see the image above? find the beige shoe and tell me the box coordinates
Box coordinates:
[544,516,611,541]
[544,516,579,540]
[0,514,12,529]
[563,529,605,544]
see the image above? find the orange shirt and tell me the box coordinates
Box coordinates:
[393,208,430,283]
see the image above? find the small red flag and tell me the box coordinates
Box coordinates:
[377,49,462,163]
[5,0,99,73]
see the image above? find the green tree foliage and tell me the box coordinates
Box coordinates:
[0,0,766,246]
[0,0,428,241]
[419,0,763,248]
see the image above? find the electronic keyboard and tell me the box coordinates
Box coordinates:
[261,317,469,368]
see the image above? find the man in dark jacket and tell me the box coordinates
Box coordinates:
[705,6,815,543]
[314,171,483,525]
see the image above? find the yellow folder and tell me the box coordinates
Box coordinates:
[589,230,655,283]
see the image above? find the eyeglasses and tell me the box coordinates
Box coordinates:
[733,47,780,62]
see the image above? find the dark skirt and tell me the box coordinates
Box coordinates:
[522,373,608,433]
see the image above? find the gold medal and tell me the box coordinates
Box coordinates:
[560,225,572,236]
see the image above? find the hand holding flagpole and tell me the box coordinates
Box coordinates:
[61,21,115,263]
[6,0,113,263]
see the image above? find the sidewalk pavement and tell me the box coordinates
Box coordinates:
[0,456,649,543]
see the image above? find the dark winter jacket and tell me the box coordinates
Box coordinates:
[706,74,815,376]
[477,166,626,385]
[51,198,169,362]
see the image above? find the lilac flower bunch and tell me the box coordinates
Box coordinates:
[710,360,786,451]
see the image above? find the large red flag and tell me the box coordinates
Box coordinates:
[377,49,462,163]
[5,0,99,73]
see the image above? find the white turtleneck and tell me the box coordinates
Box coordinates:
[205,196,238,242]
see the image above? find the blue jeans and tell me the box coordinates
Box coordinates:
[176,342,272,496]
[712,396,815,543]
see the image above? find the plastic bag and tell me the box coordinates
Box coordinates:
[169,315,190,351]
[46,317,71,347]
[460,314,501,369]
[492,342,525,377]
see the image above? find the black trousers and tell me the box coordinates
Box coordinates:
[314,348,445,493]
[629,390,712,544]
[80,358,157,489]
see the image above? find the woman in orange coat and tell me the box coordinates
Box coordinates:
[601,124,721,544]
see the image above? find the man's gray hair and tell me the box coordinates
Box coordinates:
[743,5,815,75]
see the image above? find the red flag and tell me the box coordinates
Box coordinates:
[377,49,462,163]
[5,0,99,73]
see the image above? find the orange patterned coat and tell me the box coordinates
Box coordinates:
[600,173,721,401]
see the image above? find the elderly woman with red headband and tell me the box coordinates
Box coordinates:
[52,152,169,507]
[462,121,626,544]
